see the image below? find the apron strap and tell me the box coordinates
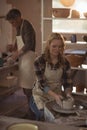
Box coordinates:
[20,20,24,35]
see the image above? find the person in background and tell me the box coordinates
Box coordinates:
[30,33,74,121]
[6,8,36,119]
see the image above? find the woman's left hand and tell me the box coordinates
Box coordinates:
[66,94,74,101]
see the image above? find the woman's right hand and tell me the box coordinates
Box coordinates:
[48,90,63,107]
[54,94,64,108]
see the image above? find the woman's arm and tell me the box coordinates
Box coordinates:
[63,58,73,97]
[48,90,63,107]
[34,55,50,91]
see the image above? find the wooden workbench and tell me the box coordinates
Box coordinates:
[0,116,79,130]
[0,63,19,100]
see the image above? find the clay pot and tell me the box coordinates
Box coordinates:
[83,12,87,18]
[62,98,74,109]
[83,35,87,42]
[52,8,70,18]
[71,10,80,18]
[65,55,85,67]
[60,0,75,7]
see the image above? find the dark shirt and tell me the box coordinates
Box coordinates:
[16,19,36,53]
[34,54,73,92]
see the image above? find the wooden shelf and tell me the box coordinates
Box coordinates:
[71,66,87,71]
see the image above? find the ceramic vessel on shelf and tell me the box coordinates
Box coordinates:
[83,12,87,18]
[70,34,77,43]
[52,8,70,18]
[82,35,87,43]
[60,0,75,7]
[71,10,80,18]
[65,55,85,67]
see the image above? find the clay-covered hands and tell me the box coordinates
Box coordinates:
[66,93,74,101]
[12,50,23,60]
[55,94,64,108]
[62,94,75,109]
[7,56,15,65]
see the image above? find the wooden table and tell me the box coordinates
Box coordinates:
[0,116,79,130]
[0,63,19,100]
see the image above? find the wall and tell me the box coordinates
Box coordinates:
[0,0,12,52]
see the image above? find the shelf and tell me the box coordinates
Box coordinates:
[43,17,87,20]
[71,66,87,71]
[41,0,87,48]
[42,40,87,44]
[65,41,87,44]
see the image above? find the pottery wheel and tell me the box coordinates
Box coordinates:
[52,103,77,114]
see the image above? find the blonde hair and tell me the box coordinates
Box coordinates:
[44,33,65,64]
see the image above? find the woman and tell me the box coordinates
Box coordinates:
[30,33,73,120]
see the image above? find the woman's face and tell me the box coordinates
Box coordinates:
[49,39,64,57]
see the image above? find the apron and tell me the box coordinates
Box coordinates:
[33,62,63,109]
[16,20,24,51]
[16,20,36,89]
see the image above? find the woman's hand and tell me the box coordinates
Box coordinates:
[66,93,74,101]
[48,90,64,107]
[54,94,64,107]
